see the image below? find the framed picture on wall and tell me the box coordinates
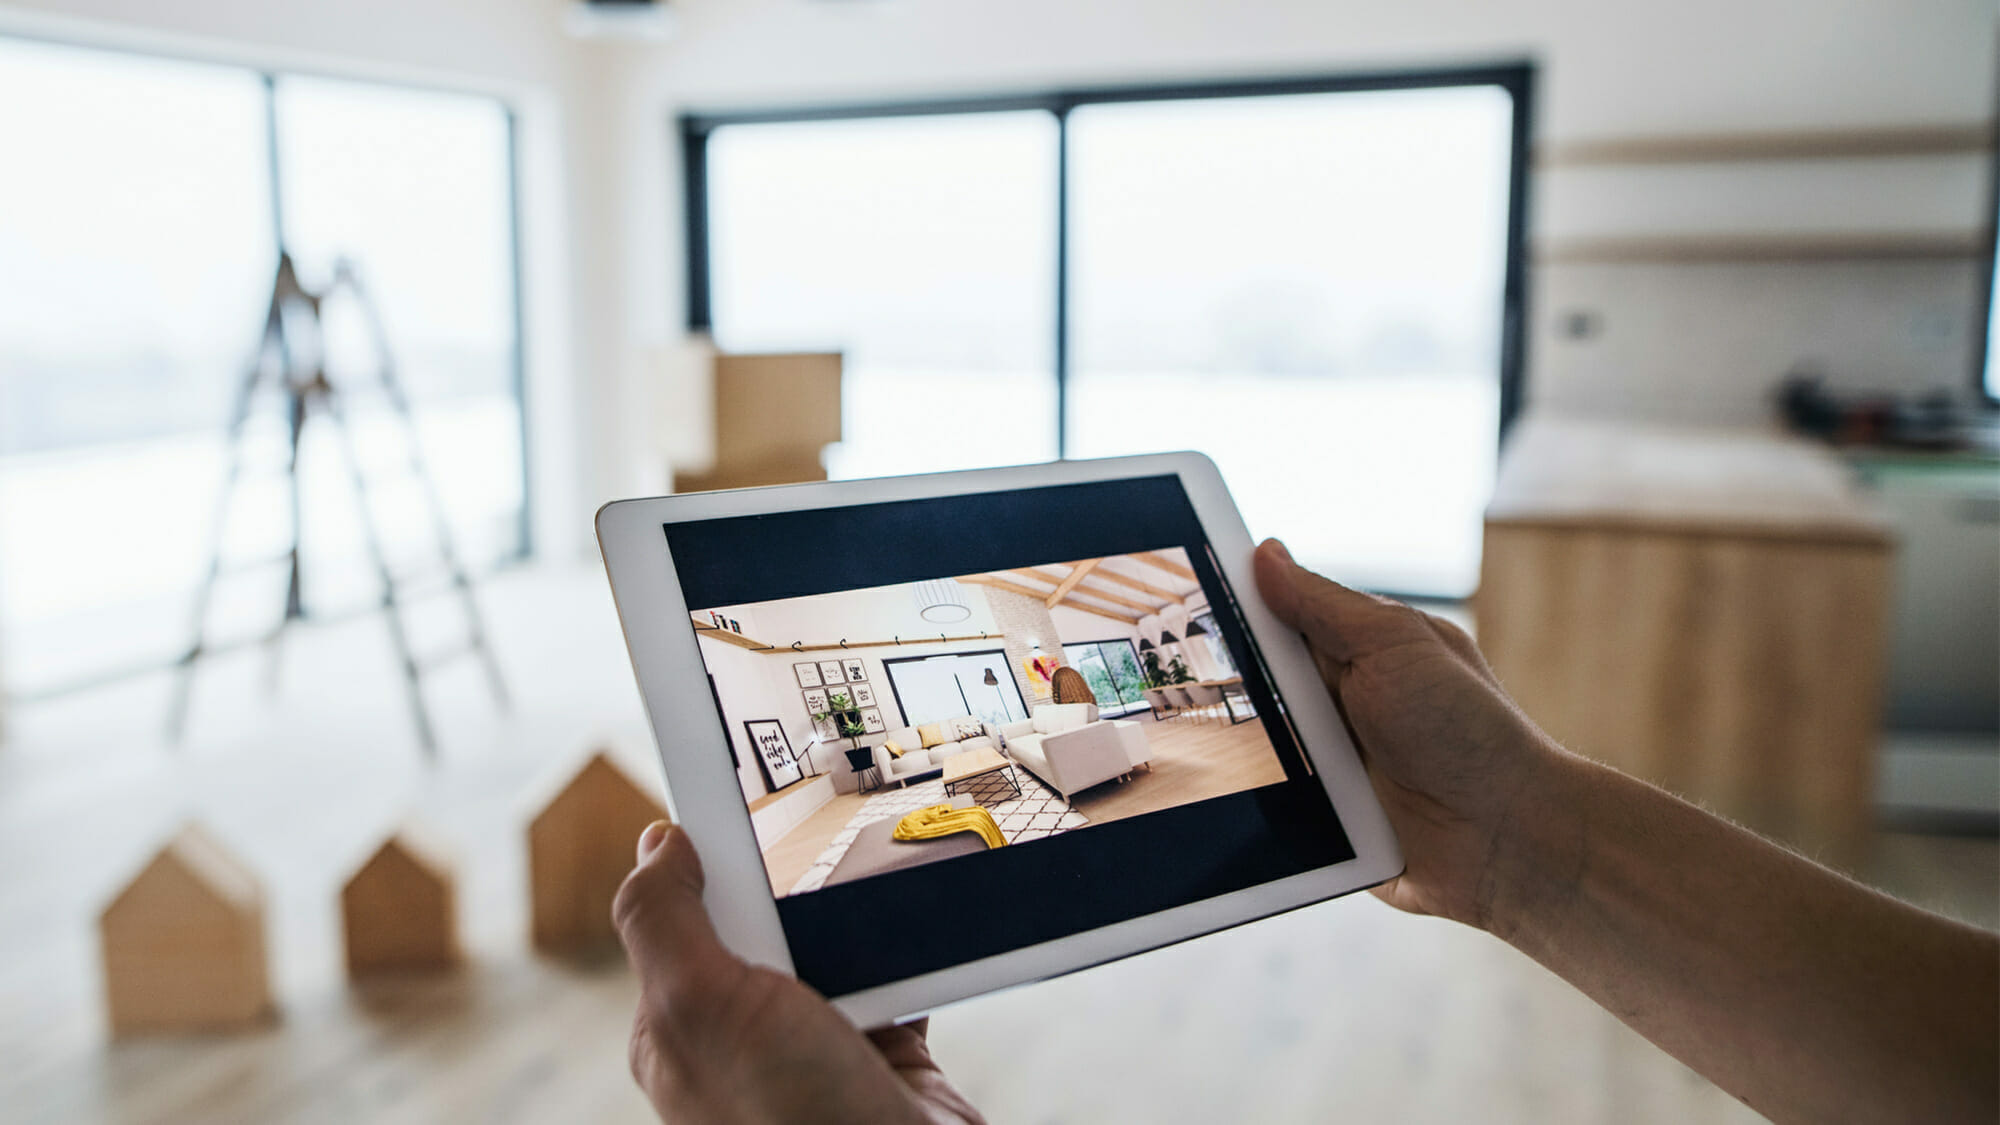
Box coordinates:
[860,707,886,733]
[851,683,876,708]
[707,674,737,767]
[818,660,845,686]
[744,719,803,792]
[802,687,828,713]
[843,658,867,683]
[794,662,822,688]
[814,716,839,740]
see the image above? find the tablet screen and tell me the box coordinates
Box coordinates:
[666,473,1353,997]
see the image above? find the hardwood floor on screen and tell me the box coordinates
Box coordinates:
[761,712,1287,893]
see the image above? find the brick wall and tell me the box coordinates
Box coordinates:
[980,586,1064,711]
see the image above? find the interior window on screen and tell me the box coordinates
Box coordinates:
[704,113,1059,480]
[1065,87,1514,598]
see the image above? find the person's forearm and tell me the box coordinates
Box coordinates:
[1488,750,1998,1124]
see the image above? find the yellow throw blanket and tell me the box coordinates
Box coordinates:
[893,803,1007,850]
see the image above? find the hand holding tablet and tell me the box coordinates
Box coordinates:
[597,454,1401,1027]
[601,454,2000,1125]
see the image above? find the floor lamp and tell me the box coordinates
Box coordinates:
[982,668,1010,720]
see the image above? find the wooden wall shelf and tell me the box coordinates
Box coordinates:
[1536,124,1992,168]
[692,616,1002,653]
[1535,231,1984,265]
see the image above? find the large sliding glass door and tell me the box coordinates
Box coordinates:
[0,35,527,697]
[883,649,1028,729]
[1061,639,1149,717]
[684,67,1529,601]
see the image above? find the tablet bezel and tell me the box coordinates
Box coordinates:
[596,452,1403,1028]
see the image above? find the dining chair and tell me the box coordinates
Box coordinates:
[1181,683,1226,723]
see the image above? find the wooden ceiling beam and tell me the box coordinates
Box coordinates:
[1059,600,1140,625]
[1006,567,1063,589]
[959,574,1060,603]
[1088,566,1180,601]
[1044,558,1101,608]
[1067,581,1160,614]
[1135,550,1196,581]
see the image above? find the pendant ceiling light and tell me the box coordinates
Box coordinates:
[1159,629,1180,644]
[1185,619,1210,637]
[914,578,971,624]
[1137,638,1155,652]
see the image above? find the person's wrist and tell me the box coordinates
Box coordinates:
[1472,735,1594,944]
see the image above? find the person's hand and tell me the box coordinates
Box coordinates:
[613,821,986,1124]
[1253,538,1568,933]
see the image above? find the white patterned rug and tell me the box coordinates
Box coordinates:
[788,764,1087,895]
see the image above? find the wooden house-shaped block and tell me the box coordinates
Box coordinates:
[342,831,460,978]
[99,824,272,1036]
[529,750,669,956]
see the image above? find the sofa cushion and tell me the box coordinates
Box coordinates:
[1031,702,1096,735]
[898,749,935,772]
[917,722,946,748]
[881,738,909,759]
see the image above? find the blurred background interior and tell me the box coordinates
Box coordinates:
[1,0,1995,1121]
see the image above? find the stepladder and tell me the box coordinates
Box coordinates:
[168,252,508,756]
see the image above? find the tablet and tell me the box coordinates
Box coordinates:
[597,452,1401,1028]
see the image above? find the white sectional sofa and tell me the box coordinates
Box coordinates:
[998,703,1153,801]
[871,716,997,788]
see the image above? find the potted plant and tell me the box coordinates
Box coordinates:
[812,690,867,742]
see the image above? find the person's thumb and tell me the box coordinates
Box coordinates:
[613,821,731,991]
[1253,538,1426,667]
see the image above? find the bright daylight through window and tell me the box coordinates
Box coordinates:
[691,72,1524,599]
[0,38,525,695]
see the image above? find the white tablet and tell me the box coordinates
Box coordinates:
[596,452,1401,1028]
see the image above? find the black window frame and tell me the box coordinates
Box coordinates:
[880,647,1029,727]
[678,63,1537,448]
[1059,637,1151,717]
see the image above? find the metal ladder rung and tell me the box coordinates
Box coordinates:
[214,552,294,576]
[170,252,508,758]
[414,642,479,672]
[386,569,465,601]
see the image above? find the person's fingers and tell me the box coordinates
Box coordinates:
[636,818,669,863]
[1254,539,1431,666]
[613,823,733,996]
[867,1019,934,1071]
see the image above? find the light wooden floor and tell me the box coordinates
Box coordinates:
[762,712,1287,893]
[3,567,1993,1124]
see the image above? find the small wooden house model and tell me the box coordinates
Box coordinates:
[529,750,670,956]
[342,831,461,977]
[99,823,272,1036]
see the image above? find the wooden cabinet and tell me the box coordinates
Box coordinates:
[1477,418,1894,856]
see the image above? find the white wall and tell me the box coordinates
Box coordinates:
[704,584,1021,793]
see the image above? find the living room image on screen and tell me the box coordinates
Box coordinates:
[691,548,1289,897]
